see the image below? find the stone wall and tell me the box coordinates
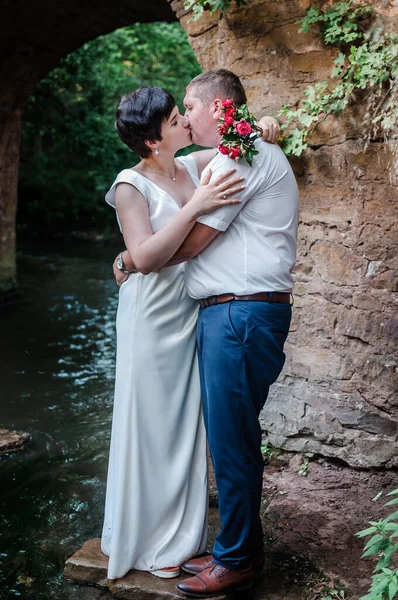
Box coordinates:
[172,0,398,468]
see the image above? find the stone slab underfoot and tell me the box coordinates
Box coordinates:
[64,506,315,600]
[64,536,314,600]
[64,538,229,600]
[0,428,31,455]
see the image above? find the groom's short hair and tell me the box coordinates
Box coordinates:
[186,69,247,106]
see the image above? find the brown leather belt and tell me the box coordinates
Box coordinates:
[199,292,292,308]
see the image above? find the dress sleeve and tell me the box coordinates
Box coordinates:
[105,169,149,233]
[105,170,149,208]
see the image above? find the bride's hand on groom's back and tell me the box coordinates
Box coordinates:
[258,116,280,144]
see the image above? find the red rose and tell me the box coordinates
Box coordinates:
[224,115,234,126]
[218,122,229,135]
[235,120,252,136]
[222,98,234,108]
[218,144,229,155]
[229,146,241,160]
[225,107,236,119]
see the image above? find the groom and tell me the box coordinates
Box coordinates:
[117,69,299,597]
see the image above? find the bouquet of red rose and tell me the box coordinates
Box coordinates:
[218,99,262,166]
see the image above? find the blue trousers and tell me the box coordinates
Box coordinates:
[196,300,291,570]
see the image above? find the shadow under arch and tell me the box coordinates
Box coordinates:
[0,0,176,298]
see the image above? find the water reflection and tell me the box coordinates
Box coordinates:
[0,244,120,599]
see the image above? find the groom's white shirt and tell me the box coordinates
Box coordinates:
[184,139,299,299]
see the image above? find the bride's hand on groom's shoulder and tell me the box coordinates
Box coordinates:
[258,116,280,144]
[191,168,245,216]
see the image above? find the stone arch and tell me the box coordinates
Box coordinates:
[0,0,176,295]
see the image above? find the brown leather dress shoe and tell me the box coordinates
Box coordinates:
[176,563,255,598]
[181,554,214,575]
[181,550,264,578]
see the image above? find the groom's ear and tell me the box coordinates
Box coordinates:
[212,98,223,121]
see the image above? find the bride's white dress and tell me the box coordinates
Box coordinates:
[101,155,208,580]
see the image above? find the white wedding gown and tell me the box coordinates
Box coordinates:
[101,155,208,580]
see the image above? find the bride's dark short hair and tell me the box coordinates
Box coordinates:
[115,87,176,158]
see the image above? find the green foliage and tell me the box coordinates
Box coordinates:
[325,592,346,600]
[184,0,247,20]
[319,587,346,600]
[279,1,398,158]
[355,489,398,600]
[299,1,372,44]
[19,23,201,238]
[261,443,281,460]
[298,453,314,477]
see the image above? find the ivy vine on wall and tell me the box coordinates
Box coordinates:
[279,1,398,160]
[184,0,247,20]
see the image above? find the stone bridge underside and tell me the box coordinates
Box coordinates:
[0,0,175,293]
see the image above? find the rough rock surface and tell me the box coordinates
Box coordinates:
[64,538,202,600]
[0,428,30,455]
[172,0,398,468]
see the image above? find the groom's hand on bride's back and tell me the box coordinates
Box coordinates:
[258,116,280,144]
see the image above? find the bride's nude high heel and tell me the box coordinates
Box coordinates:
[150,566,181,578]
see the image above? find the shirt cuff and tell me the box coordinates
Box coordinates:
[197,214,229,232]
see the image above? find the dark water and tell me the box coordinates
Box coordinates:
[0,244,122,599]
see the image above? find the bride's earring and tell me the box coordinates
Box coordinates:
[154,148,159,155]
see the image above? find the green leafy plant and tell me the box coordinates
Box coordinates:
[355,488,398,600]
[322,588,346,600]
[299,1,372,44]
[278,1,398,160]
[306,573,347,599]
[298,452,314,477]
[261,443,282,460]
[184,0,247,20]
